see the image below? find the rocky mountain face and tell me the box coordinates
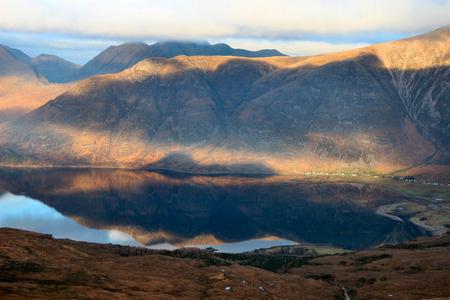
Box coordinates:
[0,27,448,174]
[76,41,285,80]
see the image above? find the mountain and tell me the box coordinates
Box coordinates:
[0,45,72,122]
[0,27,448,176]
[76,41,285,79]
[0,45,79,82]
[1,41,284,83]
[31,54,80,83]
[0,45,36,78]
[77,42,153,79]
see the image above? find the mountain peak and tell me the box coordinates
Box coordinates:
[34,53,68,61]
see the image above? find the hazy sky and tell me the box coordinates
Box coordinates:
[1,0,449,64]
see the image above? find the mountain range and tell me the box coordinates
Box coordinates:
[0,27,449,176]
[0,41,284,121]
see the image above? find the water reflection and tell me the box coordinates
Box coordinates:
[0,168,426,251]
[0,192,298,252]
[0,192,141,246]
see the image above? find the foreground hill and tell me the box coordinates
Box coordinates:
[76,41,285,80]
[0,45,72,122]
[0,27,449,175]
[0,228,449,299]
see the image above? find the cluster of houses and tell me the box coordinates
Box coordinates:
[394,175,450,187]
[303,171,378,178]
[302,172,450,187]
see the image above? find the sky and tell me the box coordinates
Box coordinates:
[0,0,449,64]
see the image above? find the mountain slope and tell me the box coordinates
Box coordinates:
[372,26,450,156]
[0,27,448,174]
[76,41,285,79]
[236,26,449,167]
[0,45,72,122]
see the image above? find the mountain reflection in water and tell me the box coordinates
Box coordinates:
[0,168,426,252]
[0,193,141,246]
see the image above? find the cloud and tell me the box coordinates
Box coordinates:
[0,0,448,63]
[0,0,449,40]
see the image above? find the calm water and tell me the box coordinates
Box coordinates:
[0,168,426,252]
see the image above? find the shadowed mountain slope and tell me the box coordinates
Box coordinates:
[0,27,448,175]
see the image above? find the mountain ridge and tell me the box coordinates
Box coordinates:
[76,41,286,80]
